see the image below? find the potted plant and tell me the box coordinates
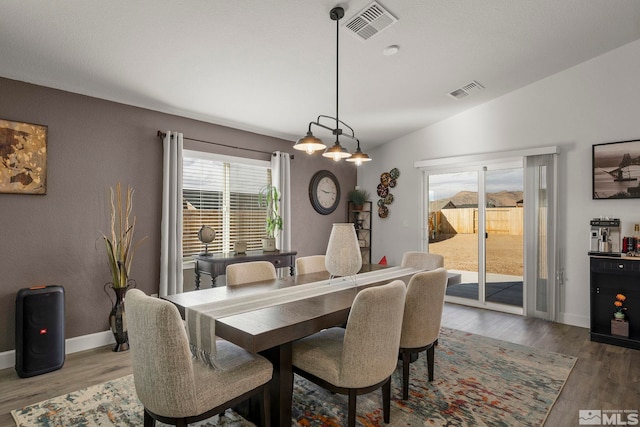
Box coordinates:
[259,185,282,252]
[101,183,147,351]
[348,188,370,210]
[614,293,627,319]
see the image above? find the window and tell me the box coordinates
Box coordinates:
[182,150,271,259]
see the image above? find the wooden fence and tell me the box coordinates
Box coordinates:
[430,207,524,236]
[183,209,266,256]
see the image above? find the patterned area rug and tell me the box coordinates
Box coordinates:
[11,328,576,427]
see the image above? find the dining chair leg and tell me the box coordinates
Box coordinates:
[427,344,435,381]
[382,377,391,424]
[402,349,411,400]
[348,389,357,427]
[262,385,271,427]
[143,409,155,427]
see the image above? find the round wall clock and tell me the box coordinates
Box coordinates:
[309,170,341,215]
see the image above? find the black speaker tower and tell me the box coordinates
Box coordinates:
[15,285,65,378]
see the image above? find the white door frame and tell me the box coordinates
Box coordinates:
[416,146,559,319]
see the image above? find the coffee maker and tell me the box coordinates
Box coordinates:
[589,218,621,256]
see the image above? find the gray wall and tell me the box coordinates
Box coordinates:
[0,77,356,352]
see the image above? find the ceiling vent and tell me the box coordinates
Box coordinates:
[343,1,398,41]
[448,80,485,100]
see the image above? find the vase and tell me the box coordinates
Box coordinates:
[104,280,136,352]
[614,311,625,320]
[262,237,276,252]
[325,223,362,278]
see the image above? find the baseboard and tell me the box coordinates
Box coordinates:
[66,330,116,353]
[0,349,15,371]
[557,312,589,329]
[0,330,115,371]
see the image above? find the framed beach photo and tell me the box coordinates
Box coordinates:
[0,118,48,195]
[592,139,640,199]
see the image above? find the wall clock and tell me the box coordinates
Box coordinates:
[309,170,341,215]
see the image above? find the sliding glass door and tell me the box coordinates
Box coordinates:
[425,162,525,314]
[422,152,557,318]
[427,170,481,303]
[484,164,524,308]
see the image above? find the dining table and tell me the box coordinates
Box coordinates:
[163,264,450,426]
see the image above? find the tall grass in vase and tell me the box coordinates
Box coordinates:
[102,183,147,289]
[101,183,147,351]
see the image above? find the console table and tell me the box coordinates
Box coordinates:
[193,250,297,289]
[590,255,640,349]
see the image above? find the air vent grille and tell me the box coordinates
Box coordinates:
[448,80,485,100]
[344,1,398,41]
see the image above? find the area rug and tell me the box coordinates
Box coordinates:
[11,328,576,427]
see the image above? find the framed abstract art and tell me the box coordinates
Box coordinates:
[0,118,48,195]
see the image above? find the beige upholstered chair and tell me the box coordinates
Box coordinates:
[295,255,327,275]
[125,289,273,427]
[399,268,448,400]
[292,280,406,427]
[226,260,277,286]
[401,251,444,271]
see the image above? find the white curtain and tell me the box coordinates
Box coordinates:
[271,151,291,251]
[160,131,184,296]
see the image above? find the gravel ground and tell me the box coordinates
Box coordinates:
[429,233,523,276]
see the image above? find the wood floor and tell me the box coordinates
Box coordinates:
[1,303,638,427]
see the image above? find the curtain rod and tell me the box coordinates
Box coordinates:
[157,131,294,159]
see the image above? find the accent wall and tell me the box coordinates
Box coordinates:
[0,77,355,352]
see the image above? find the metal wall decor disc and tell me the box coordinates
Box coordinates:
[377,183,389,197]
[380,172,391,186]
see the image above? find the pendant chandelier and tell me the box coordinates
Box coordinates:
[293,6,372,166]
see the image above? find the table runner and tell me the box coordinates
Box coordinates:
[185,266,418,369]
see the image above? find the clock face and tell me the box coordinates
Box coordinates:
[317,177,337,208]
[309,170,340,215]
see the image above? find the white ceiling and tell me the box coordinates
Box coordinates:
[2,1,640,150]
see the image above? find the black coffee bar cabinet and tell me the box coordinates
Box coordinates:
[590,255,640,349]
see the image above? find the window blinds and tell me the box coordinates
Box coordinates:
[183,153,271,258]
